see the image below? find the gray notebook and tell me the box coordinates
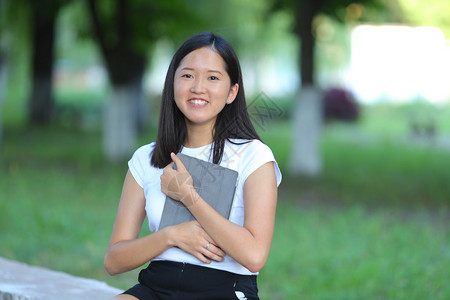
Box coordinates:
[159,153,239,230]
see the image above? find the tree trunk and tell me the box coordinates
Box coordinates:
[85,0,149,161]
[103,55,147,161]
[289,0,323,177]
[103,83,140,162]
[28,7,57,124]
[290,84,323,177]
[132,75,149,132]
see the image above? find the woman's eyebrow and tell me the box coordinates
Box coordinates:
[208,70,223,75]
[179,67,223,75]
[179,67,194,72]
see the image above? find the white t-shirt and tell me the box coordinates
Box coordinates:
[128,139,282,275]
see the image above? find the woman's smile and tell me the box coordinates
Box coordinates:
[188,98,209,107]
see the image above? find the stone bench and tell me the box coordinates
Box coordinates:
[0,257,123,300]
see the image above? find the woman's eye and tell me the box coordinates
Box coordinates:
[182,74,193,79]
[209,76,219,80]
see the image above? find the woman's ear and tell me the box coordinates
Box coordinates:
[227,83,239,104]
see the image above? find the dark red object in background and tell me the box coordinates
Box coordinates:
[323,87,360,122]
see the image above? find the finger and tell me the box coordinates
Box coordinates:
[201,256,212,264]
[207,252,224,262]
[162,164,176,177]
[196,252,211,264]
[160,170,171,193]
[203,246,225,262]
[170,152,187,172]
[207,243,226,258]
[215,247,226,257]
[204,238,220,250]
[202,239,226,258]
[203,235,222,250]
[163,162,172,171]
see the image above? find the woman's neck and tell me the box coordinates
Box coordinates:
[184,121,215,148]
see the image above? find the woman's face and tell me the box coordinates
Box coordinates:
[174,47,238,129]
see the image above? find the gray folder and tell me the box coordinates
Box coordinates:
[159,153,239,230]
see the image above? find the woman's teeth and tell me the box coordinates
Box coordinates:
[189,99,208,105]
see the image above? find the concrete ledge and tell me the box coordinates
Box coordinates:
[0,257,123,300]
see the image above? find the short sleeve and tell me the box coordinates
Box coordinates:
[128,143,154,188]
[239,140,282,187]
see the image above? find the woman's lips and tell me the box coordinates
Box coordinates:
[188,98,208,106]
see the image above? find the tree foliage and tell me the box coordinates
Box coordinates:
[397,0,450,37]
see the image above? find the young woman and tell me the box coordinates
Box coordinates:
[106,32,282,300]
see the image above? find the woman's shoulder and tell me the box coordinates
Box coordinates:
[129,142,156,165]
[133,142,156,156]
[226,138,273,154]
[226,138,281,186]
[224,139,276,165]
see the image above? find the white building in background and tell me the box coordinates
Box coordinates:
[348,24,450,104]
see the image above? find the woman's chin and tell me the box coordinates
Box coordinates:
[184,116,217,128]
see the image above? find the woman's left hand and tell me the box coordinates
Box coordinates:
[161,153,198,207]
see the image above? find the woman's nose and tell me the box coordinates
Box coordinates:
[190,78,206,94]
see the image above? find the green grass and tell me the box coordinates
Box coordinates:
[1,101,449,298]
[261,203,449,300]
[260,116,450,208]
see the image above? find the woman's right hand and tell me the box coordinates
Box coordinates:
[167,220,226,264]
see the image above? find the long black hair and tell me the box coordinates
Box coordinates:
[151,32,261,168]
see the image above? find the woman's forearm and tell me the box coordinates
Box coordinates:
[186,196,274,273]
[104,228,173,275]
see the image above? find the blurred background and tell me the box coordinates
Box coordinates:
[0,0,449,299]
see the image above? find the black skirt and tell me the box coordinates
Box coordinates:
[123,260,259,300]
